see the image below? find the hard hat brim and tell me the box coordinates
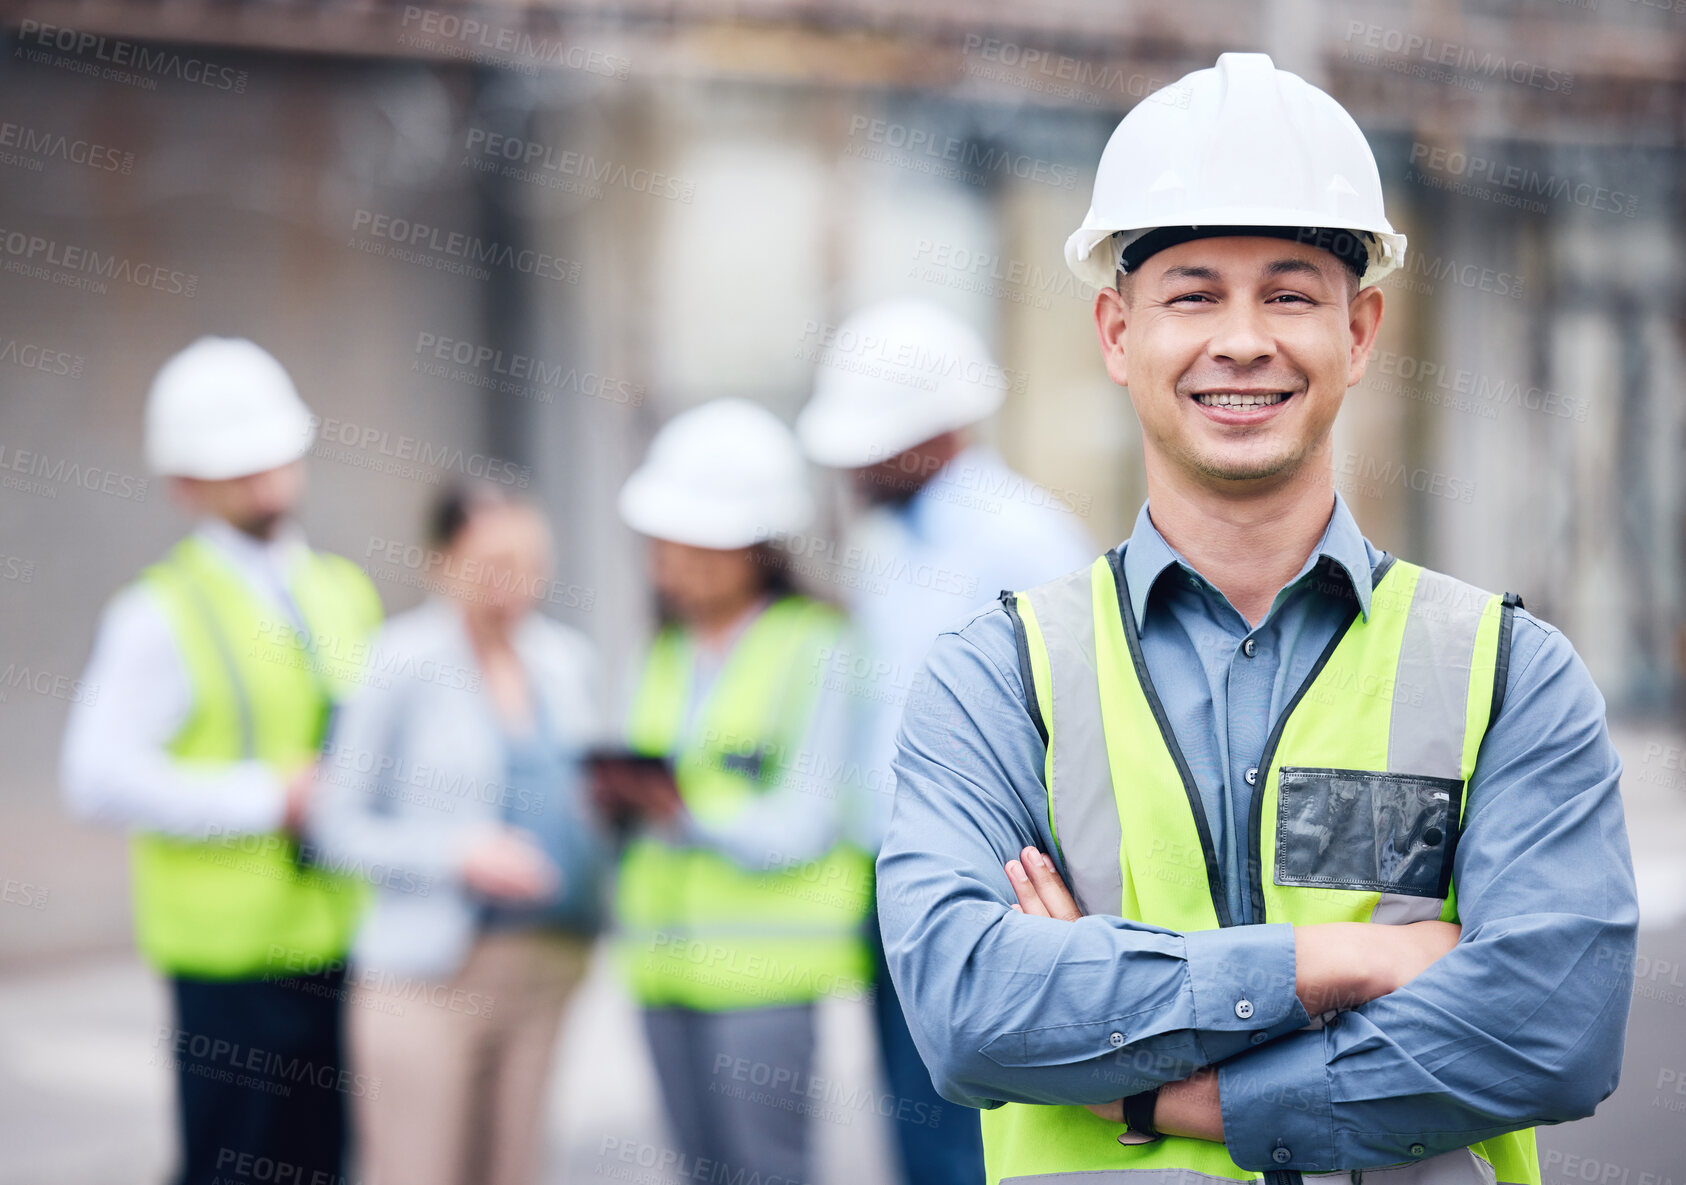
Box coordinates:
[796,390,1003,470]
[1065,221,1407,292]
[147,419,316,480]
[618,470,812,550]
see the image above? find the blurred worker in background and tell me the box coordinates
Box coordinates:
[600,398,873,1184]
[313,481,606,1185]
[796,298,1092,1185]
[60,337,383,1185]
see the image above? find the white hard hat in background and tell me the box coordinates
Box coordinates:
[1065,52,1407,291]
[796,298,1004,470]
[145,337,317,480]
[619,398,814,550]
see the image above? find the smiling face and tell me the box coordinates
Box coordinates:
[1095,236,1384,494]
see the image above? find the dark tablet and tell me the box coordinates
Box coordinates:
[583,746,671,772]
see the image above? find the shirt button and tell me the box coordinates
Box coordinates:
[1250,1031,1268,1045]
[1244,767,1258,786]
[1234,998,1254,1019]
[1410,1143,1426,1157]
[1108,1031,1125,1048]
[1272,1147,1292,1164]
[1242,637,1257,658]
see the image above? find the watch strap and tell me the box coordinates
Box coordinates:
[1119,1085,1161,1142]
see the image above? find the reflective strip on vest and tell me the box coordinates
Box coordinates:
[1376,567,1498,923]
[1013,562,1124,919]
[987,553,1535,1185]
[1001,1171,1245,1184]
[1002,1145,1508,1183]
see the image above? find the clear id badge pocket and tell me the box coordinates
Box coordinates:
[1273,768,1462,898]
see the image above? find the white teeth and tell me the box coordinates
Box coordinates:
[1196,392,1288,408]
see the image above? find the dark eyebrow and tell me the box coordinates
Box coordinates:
[1264,257,1331,282]
[1159,264,1220,283]
[1154,257,1335,287]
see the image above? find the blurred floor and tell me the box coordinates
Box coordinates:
[1,720,1681,1184]
[0,949,897,1185]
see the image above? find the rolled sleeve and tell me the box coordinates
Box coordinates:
[1215,614,1637,1173]
[878,609,1309,1110]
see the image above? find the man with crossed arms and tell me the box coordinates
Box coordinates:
[877,53,1636,1184]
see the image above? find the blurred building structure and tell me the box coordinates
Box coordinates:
[0,0,1681,963]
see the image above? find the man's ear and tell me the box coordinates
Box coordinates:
[1094,285,1130,389]
[1346,284,1385,387]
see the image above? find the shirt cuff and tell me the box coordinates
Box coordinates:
[1217,1024,1335,1172]
[209,762,290,836]
[1183,922,1310,1064]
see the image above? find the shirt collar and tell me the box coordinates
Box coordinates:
[1119,490,1374,627]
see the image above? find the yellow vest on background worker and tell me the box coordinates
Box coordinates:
[616,594,873,1011]
[986,552,1536,1185]
[133,533,381,978]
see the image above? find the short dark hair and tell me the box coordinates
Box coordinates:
[427,481,518,549]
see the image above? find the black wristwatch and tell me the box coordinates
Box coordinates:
[1118,1085,1162,1144]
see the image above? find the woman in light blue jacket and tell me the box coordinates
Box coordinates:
[312,482,605,1185]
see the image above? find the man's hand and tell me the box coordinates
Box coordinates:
[460,826,561,902]
[1006,846,1081,920]
[281,765,317,834]
[1007,846,1460,1012]
[1003,846,1459,1144]
[591,761,684,826]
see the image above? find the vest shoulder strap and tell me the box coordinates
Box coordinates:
[628,625,690,754]
[1367,559,1511,783]
[295,549,384,635]
[998,589,1047,746]
[1489,591,1523,729]
[1003,559,1129,912]
[1001,562,1098,748]
[141,545,257,760]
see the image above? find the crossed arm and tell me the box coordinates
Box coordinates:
[877,610,1637,1171]
[1004,847,1459,1141]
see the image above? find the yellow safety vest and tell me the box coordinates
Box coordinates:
[986,552,1537,1185]
[616,596,873,1011]
[132,534,381,978]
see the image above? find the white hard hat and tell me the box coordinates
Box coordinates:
[1065,52,1406,291]
[619,398,814,550]
[145,337,316,480]
[796,298,1005,470]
